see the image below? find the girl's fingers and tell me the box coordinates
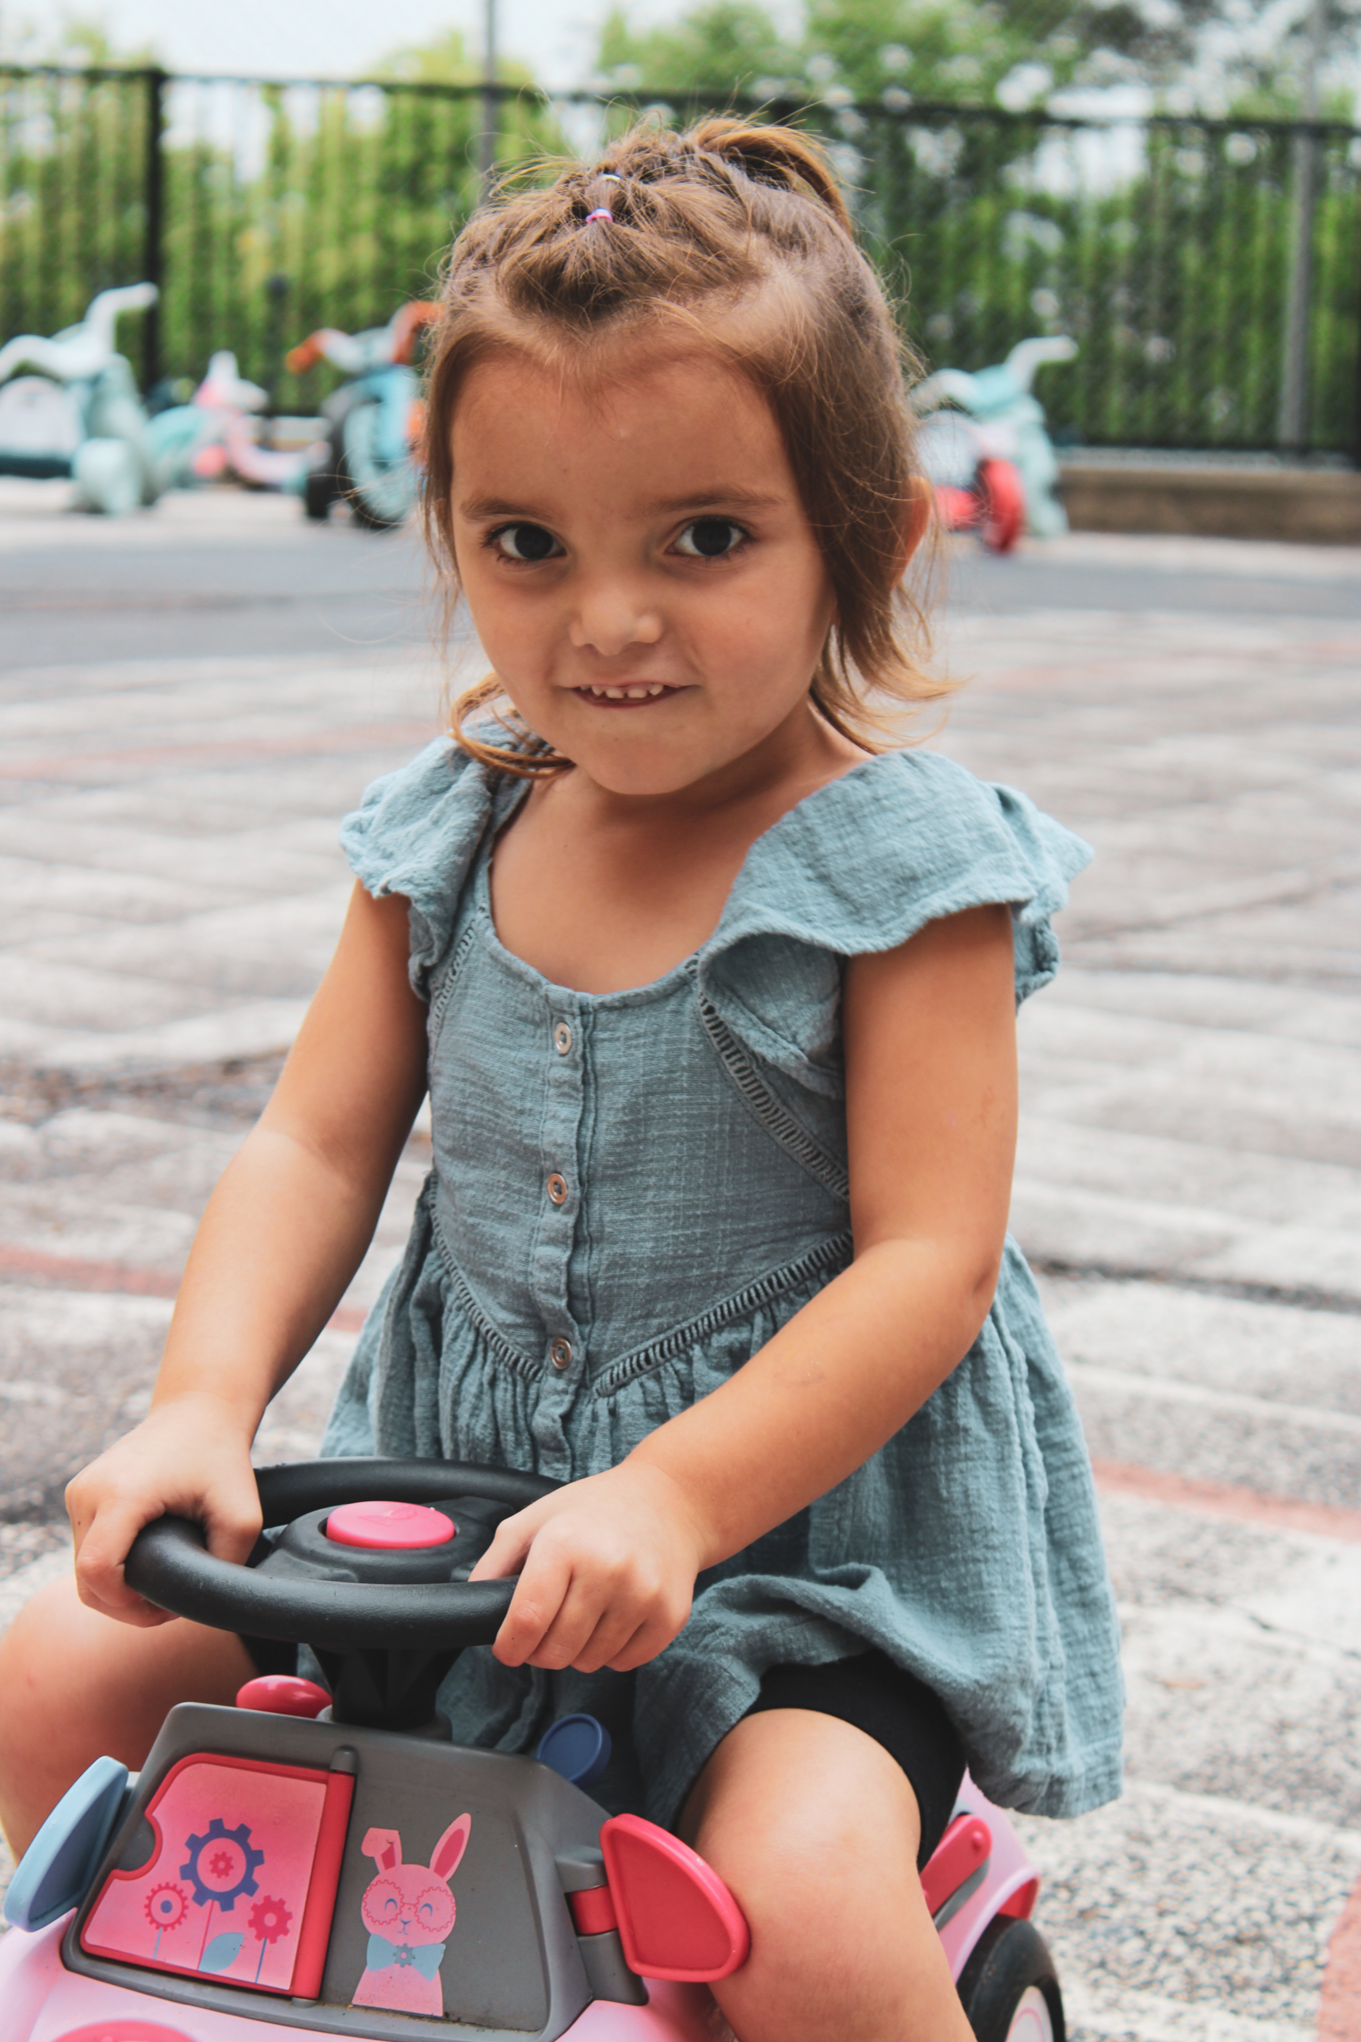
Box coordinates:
[468,1502,546,1582]
[522,1574,632,1672]
[492,1538,575,1664]
[606,1618,664,1674]
[566,1604,652,1674]
[202,1492,264,1565]
[74,1516,174,1625]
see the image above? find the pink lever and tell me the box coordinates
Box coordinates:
[325,1500,456,1550]
[921,1814,991,1917]
[599,1813,750,1982]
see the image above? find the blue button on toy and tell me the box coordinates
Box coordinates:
[4,1753,128,1932]
[536,1713,612,1789]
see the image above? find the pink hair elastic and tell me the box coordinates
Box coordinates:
[584,172,621,225]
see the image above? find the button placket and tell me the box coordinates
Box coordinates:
[530,995,587,1391]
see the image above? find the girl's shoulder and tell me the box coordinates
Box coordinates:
[340,738,504,996]
[695,747,1092,1091]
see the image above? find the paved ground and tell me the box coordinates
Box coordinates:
[0,479,1358,2041]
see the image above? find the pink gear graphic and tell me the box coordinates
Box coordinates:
[144,1881,188,1932]
[209,1849,236,1878]
[249,1894,294,1944]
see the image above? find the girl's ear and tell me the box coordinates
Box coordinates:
[899,477,933,574]
[431,1813,472,1884]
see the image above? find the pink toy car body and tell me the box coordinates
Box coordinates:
[1,1461,1064,2042]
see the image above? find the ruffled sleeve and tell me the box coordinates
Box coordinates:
[696,749,1090,1095]
[339,739,496,998]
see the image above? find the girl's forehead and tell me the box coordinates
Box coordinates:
[457,338,768,433]
[451,343,790,489]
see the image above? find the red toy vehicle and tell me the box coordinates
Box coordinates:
[2,1461,1064,2040]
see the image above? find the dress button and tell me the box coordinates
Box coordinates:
[546,1172,568,1205]
[549,1337,573,1370]
[553,1021,572,1055]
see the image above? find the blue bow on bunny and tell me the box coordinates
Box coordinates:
[365,1932,446,1979]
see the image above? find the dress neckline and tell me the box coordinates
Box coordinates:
[475,749,890,1007]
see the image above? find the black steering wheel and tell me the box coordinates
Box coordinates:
[124,1458,558,1654]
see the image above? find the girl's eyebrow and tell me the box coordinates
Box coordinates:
[459,487,784,521]
[645,488,784,515]
[459,495,547,520]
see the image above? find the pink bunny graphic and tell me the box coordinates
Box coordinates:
[351,1814,472,2015]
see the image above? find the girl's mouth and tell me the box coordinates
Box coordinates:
[574,683,680,707]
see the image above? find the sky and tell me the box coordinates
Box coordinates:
[22,0,672,85]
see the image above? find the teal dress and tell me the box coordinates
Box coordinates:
[321,739,1123,1828]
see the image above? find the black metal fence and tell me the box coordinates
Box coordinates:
[2,63,1359,457]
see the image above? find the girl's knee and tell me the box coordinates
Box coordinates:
[684,1711,972,2041]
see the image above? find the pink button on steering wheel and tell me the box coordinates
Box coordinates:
[325,1500,456,1550]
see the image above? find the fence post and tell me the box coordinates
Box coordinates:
[1277,0,1327,451]
[479,0,498,195]
[1355,179,1361,466]
[141,65,166,391]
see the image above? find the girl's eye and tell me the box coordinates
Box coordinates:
[674,518,745,559]
[491,522,560,562]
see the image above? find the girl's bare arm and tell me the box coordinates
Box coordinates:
[475,902,1018,1673]
[67,884,428,1623]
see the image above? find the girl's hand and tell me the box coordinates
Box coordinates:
[468,1461,710,1673]
[66,1393,262,1628]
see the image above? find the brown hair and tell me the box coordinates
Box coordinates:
[423,116,944,775]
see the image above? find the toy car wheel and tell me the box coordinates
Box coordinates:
[977,457,1026,553]
[303,462,336,520]
[338,397,417,529]
[957,1917,1064,2042]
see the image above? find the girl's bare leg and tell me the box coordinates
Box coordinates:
[0,1574,255,1856]
[681,1707,975,2042]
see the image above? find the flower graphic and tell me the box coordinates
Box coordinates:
[249,1895,293,1945]
[145,1882,188,1932]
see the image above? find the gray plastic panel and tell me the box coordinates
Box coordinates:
[63,1703,616,2041]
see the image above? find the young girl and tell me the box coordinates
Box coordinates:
[0,120,1121,2041]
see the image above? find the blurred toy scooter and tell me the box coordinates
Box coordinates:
[0,283,161,514]
[287,300,440,528]
[148,351,323,493]
[914,336,1077,544]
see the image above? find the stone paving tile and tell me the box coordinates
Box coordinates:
[1020,1779,1359,2041]
[1040,1280,1361,1417]
[1049,972,1356,1047]
[1020,1001,1361,1169]
[1019,1116,1361,1233]
[36,887,355,997]
[1015,1178,1361,1309]
[0,955,221,1031]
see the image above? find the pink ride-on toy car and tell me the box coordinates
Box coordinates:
[2,1461,1065,2042]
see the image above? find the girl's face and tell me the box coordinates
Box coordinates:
[449,343,839,798]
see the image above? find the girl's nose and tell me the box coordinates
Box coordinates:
[568,581,663,658]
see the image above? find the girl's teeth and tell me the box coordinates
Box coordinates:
[586,684,669,699]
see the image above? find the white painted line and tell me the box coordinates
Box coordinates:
[1122,1776,1361,1858]
[0,1380,64,1408]
[1066,1362,1361,1439]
